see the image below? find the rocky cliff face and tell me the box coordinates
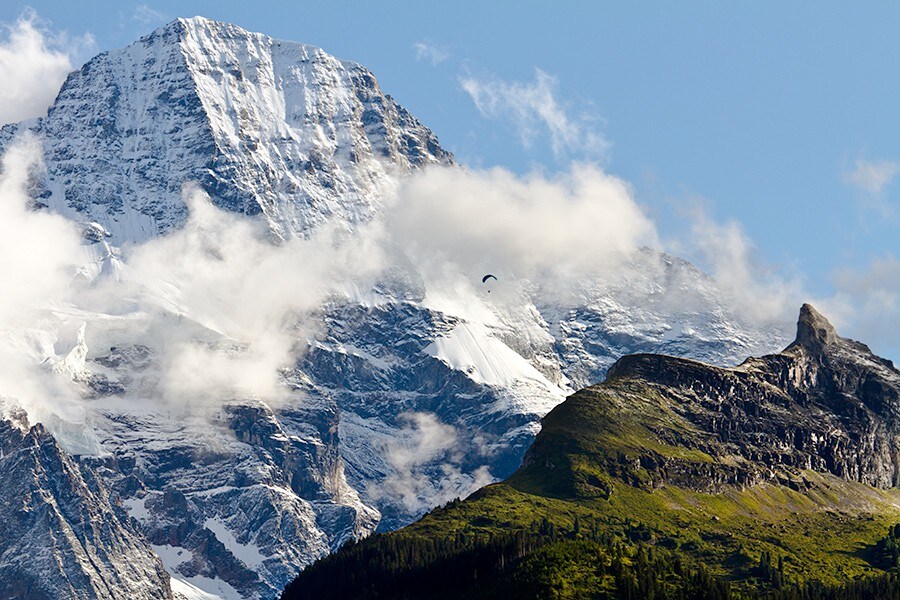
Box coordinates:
[0,408,172,600]
[75,347,379,600]
[524,304,900,497]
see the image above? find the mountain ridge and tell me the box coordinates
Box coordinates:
[532,302,900,496]
[283,304,900,598]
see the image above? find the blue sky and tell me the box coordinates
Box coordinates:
[1,1,899,357]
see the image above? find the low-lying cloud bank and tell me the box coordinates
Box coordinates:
[112,187,386,408]
[0,134,89,425]
[0,133,390,429]
[0,130,813,441]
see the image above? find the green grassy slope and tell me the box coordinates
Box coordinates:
[282,306,900,598]
[282,380,900,599]
[403,381,900,589]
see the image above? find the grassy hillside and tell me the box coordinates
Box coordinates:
[282,382,900,598]
[282,307,900,598]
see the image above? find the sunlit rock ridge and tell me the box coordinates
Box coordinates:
[0,17,789,600]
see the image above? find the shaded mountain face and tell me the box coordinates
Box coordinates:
[282,305,900,599]
[0,16,791,600]
[521,303,900,498]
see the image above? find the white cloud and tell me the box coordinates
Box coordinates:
[387,164,656,294]
[369,412,494,513]
[0,134,388,439]
[132,4,168,25]
[0,11,93,126]
[413,41,450,65]
[819,255,900,358]
[115,188,385,408]
[845,158,900,195]
[0,133,91,426]
[673,207,802,325]
[460,68,607,159]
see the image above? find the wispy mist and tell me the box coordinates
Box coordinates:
[368,412,493,514]
[0,134,90,425]
[669,205,803,326]
[820,255,900,359]
[0,11,93,125]
[460,69,607,160]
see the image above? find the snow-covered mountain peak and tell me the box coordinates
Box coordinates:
[173,15,332,64]
[0,16,792,600]
[1,15,452,244]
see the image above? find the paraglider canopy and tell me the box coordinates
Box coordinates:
[482,274,497,284]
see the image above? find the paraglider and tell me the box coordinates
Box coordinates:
[482,274,497,284]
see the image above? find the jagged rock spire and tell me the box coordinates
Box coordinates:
[794,303,838,351]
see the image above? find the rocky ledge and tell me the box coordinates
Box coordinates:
[521,304,900,496]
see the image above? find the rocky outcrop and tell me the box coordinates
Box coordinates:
[527,304,900,496]
[0,409,172,600]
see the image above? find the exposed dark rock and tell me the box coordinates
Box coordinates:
[792,303,838,352]
[529,304,900,495]
[0,410,172,599]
